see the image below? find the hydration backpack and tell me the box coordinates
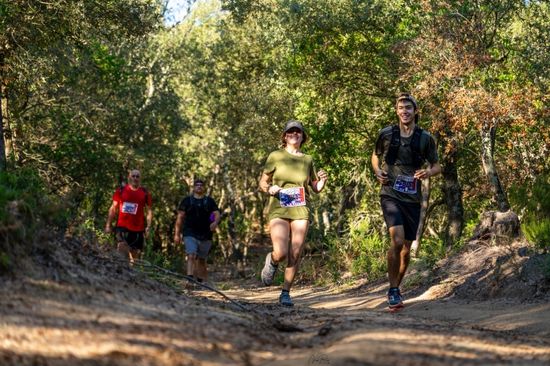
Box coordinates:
[384,125,425,169]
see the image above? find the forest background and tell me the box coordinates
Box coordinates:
[1,0,548,283]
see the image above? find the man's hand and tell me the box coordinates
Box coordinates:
[144,226,151,239]
[105,224,113,234]
[415,162,441,180]
[174,233,182,245]
[209,222,218,231]
[414,168,431,180]
[375,169,389,184]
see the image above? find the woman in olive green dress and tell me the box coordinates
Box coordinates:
[259,120,328,306]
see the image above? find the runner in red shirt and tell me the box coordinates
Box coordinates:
[105,169,153,264]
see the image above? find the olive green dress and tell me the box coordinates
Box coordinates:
[263,149,317,221]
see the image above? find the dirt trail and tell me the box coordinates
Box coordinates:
[195,280,550,365]
[1,238,549,366]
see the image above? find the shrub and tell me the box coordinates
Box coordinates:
[349,233,387,278]
[509,173,550,252]
[0,168,67,272]
[523,216,550,252]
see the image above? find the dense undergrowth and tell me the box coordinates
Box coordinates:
[293,173,550,287]
[2,167,549,285]
[0,168,68,273]
[510,174,550,253]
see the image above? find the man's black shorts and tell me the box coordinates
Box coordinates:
[380,196,421,241]
[115,227,145,250]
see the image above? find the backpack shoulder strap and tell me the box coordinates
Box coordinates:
[206,196,215,210]
[410,126,425,168]
[384,125,401,165]
[141,187,149,204]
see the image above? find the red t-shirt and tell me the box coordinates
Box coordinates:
[113,185,152,232]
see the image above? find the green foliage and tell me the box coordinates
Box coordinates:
[72,217,112,248]
[523,218,550,252]
[0,168,67,272]
[0,251,10,273]
[417,235,447,267]
[509,174,550,217]
[311,235,353,284]
[0,168,41,220]
[348,232,387,278]
[510,174,550,251]
[0,168,66,228]
[1,0,548,282]
[312,213,391,282]
[142,234,184,273]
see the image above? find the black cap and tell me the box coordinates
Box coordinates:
[283,120,304,133]
[396,93,418,109]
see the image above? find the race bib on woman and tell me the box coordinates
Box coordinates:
[279,187,306,208]
[393,175,417,194]
[121,202,138,215]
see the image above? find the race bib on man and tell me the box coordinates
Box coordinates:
[393,175,418,194]
[121,202,138,215]
[279,187,306,208]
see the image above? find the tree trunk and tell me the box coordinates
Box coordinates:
[335,182,359,236]
[412,178,430,256]
[256,191,265,246]
[0,54,7,171]
[322,209,330,236]
[442,153,464,249]
[222,162,242,262]
[481,120,510,212]
[437,125,464,249]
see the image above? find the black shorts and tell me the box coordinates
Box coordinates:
[380,196,421,241]
[115,228,145,250]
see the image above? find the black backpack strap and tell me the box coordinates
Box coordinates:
[141,187,149,205]
[410,126,424,168]
[384,125,425,168]
[186,195,209,217]
[117,184,126,198]
[384,125,401,165]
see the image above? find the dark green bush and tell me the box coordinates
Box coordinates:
[0,168,67,272]
[509,174,550,252]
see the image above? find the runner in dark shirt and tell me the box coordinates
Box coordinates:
[371,94,441,310]
[174,179,220,283]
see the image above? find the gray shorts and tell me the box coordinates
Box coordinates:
[183,236,212,259]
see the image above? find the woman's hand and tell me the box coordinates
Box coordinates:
[268,185,282,196]
[314,169,328,192]
[318,169,328,182]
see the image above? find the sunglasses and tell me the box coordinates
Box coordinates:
[131,175,140,178]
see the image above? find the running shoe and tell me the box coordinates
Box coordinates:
[261,252,278,286]
[387,287,404,308]
[279,291,294,307]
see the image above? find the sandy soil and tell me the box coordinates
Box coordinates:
[1,237,549,366]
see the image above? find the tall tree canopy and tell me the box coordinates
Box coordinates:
[1,0,548,274]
